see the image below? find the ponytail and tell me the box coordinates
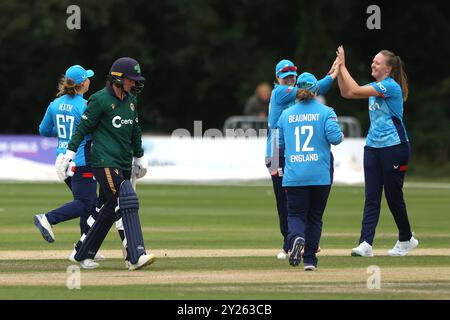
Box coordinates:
[296,89,316,101]
[380,50,409,102]
[56,76,83,97]
[393,55,408,102]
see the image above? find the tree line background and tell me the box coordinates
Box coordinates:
[1,0,449,175]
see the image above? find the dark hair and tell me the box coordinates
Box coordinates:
[56,76,83,97]
[380,50,408,102]
[296,89,316,101]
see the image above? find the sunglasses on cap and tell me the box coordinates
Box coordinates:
[298,81,317,91]
[277,65,297,74]
[299,81,315,88]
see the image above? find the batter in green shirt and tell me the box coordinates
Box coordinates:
[68,85,143,170]
[60,56,155,271]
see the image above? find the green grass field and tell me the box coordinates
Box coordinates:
[0,182,449,300]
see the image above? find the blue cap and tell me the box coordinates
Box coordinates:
[297,72,318,93]
[65,65,94,85]
[275,59,298,79]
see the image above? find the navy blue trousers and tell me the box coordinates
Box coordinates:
[45,166,97,236]
[73,170,131,256]
[75,168,141,261]
[267,156,289,253]
[286,185,331,267]
[360,143,412,245]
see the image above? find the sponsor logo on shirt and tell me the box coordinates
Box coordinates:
[112,116,133,128]
[130,103,135,111]
[376,82,387,92]
[369,102,381,111]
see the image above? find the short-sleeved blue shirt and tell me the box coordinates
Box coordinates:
[366,76,408,147]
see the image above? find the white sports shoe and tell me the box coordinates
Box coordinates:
[128,253,156,271]
[276,250,287,260]
[388,236,419,256]
[79,259,99,270]
[289,237,305,267]
[33,214,55,243]
[304,264,318,271]
[351,241,374,257]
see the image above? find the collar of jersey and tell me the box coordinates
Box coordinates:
[106,84,130,102]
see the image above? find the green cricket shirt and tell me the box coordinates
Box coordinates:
[68,86,144,170]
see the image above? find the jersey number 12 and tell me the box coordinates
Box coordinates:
[294,125,314,152]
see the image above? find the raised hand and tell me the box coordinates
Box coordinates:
[328,56,342,79]
[336,45,346,67]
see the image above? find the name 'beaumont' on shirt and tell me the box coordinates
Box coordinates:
[288,113,320,123]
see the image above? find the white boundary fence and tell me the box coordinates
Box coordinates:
[0,135,365,184]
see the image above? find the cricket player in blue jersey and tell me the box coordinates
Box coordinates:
[267,58,340,259]
[277,72,344,270]
[34,65,97,245]
[336,46,418,257]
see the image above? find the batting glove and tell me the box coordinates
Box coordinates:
[132,155,148,179]
[55,150,76,182]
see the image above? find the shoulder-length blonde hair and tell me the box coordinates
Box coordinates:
[56,76,84,97]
